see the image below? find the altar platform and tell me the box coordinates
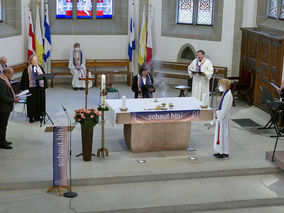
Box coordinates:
[106,97,213,152]
[2,85,284,213]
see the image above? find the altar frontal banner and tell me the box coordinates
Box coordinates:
[130,110,200,123]
[53,126,68,186]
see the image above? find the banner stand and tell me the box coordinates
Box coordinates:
[45,126,75,196]
[46,185,71,197]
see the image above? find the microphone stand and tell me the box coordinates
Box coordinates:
[204,68,219,129]
[62,105,78,198]
[210,68,219,108]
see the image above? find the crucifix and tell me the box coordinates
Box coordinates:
[79,69,96,109]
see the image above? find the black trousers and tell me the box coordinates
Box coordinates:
[0,112,10,146]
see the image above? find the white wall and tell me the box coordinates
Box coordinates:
[51,35,128,59]
[242,0,258,27]
[147,0,236,76]
[0,0,129,66]
[0,0,260,78]
[0,1,27,66]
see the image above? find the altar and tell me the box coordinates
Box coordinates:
[106,97,213,152]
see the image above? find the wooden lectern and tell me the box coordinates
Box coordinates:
[45,126,75,197]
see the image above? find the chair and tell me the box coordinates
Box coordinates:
[228,69,255,106]
[11,98,28,121]
[106,74,119,99]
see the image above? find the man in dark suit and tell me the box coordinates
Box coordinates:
[0,68,18,149]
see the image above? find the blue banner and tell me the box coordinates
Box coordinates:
[53,126,68,186]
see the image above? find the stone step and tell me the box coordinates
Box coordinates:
[0,166,281,191]
[0,174,284,213]
[188,206,284,213]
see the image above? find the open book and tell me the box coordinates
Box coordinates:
[15,90,32,99]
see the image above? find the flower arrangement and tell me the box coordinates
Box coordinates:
[74,108,101,129]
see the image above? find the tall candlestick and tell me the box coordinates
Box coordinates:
[101,75,106,107]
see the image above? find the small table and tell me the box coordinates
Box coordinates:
[175,85,190,97]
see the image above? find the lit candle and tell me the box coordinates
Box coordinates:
[101,74,106,91]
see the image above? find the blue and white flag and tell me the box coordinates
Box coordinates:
[128,1,135,62]
[43,0,51,64]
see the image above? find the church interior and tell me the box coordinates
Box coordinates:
[1,0,284,212]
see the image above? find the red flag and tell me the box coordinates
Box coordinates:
[146,4,153,65]
[27,9,35,60]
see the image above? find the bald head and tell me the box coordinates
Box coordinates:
[0,56,7,65]
[3,68,14,80]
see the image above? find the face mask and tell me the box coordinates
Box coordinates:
[218,85,224,92]
[74,48,80,51]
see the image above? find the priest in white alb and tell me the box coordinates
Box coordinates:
[68,42,92,90]
[213,79,233,159]
[188,50,213,106]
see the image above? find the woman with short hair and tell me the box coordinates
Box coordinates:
[20,55,48,123]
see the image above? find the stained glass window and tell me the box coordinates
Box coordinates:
[177,0,194,24]
[280,0,284,19]
[56,0,73,19]
[77,0,93,19]
[197,0,214,25]
[268,0,278,19]
[96,0,112,19]
[0,0,3,22]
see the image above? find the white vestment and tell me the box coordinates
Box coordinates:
[188,58,213,106]
[68,50,92,88]
[213,90,233,155]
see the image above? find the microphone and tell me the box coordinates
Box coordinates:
[61,105,67,112]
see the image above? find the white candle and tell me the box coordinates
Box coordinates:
[202,93,207,106]
[101,74,106,91]
[101,74,106,107]
[121,96,127,109]
[101,95,105,107]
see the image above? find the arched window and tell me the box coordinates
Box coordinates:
[176,0,214,26]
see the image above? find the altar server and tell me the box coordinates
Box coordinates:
[213,79,233,159]
[188,50,213,106]
[68,42,92,90]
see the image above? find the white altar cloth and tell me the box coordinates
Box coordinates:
[106,97,207,124]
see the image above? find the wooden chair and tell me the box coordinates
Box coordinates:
[106,74,119,99]
[228,69,255,106]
